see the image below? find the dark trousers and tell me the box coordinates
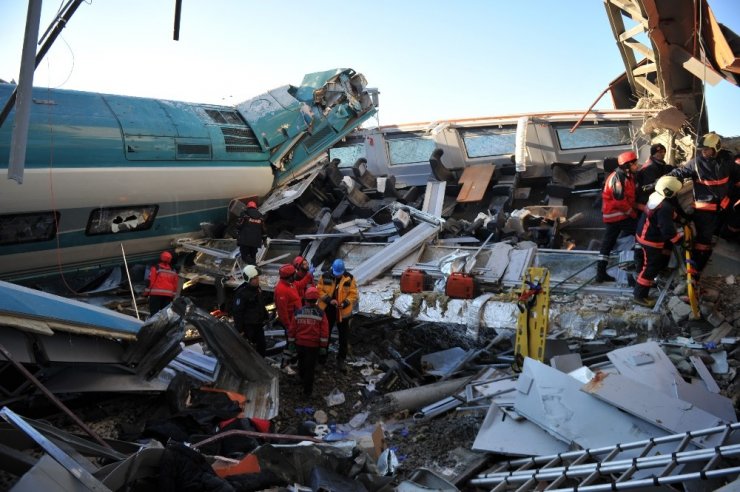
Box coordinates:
[242,322,266,356]
[148,296,171,317]
[239,245,258,265]
[296,345,320,396]
[336,318,351,361]
[634,244,670,298]
[691,210,719,273]
[599,218,637,259]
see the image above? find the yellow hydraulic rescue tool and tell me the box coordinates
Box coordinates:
[512,267,550,372]
[683,225,701,318]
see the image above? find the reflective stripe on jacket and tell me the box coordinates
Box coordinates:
[317,271,358,322]
[602,168,637,223]
[669,149,735,212]
[291,305,329,348]
[147,263,178,297]
[636,199,682,249]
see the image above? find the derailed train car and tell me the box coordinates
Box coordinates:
[0,68,377,280]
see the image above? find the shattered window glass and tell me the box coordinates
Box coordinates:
[554,123,631,150]
[0,211,58,245]
[460,127,516,157]
[329,144,365,168]
[86,205,159,236]
[386,132,436,166]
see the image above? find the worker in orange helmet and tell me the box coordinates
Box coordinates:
[236,200,265,265]
[144,250,178,317]
[596,151,640,282]
[290,286,329,397]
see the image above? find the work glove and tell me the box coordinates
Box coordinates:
[308,265,315,275]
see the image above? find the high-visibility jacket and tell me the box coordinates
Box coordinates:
[317,271,358,322]
[668,149,736,212]
[602,168,637,223]
[635,196,683,249]
[290,305,329,348]
[146,263,178,297]
[274,279,301,331]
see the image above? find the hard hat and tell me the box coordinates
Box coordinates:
[331,259,345,276]
[242,264,259,281]
[246,200,258,209]
[698,132,721,152]
[292,255,305,268]
[655,175,682,198]
[617,151,638,167]
[304,286,320,301]
[279,264,296,279]
[160,251,172,263]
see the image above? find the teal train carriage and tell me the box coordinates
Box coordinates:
[0,69,377,280]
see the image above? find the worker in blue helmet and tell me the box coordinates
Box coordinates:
[316,258,358,371]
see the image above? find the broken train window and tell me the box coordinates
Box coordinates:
[86,205,158,236]
[0,211,59,245]
[329,136,366,168]
[460,126,516,158]
[386,131,436,166]
[554,122,631,150]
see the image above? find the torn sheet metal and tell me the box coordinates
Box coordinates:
[0,407,110,492]
[259,166,323,213]
[608,342,736,423]
[421,347,468,377]
[690,355,721,393]
[0,280,141,337]
[421,180,447,217]
[514,358,669,449]
[582,372,730,448]
[473,403,569,456]
[354,222,440,286]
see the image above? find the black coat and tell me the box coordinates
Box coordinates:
[232,283,268,330]
[237,208,264,247]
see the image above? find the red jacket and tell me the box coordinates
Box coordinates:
[602,168,637,223]
[290,305,329,348]
[146,263,178,298]
[274,279,301,331]
[293,271,314,300]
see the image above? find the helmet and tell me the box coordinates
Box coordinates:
[698,132,721,152]
[655,176,682,198]
[242,264,259,281]
[304,286,320,301]
[279,264,296,279]
[292,255,305,268]
[331,259,345,276]
[617,151,638,167]
[246,200,258,209]
[160,251,172,263]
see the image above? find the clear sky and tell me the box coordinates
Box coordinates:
[1,0,738,136]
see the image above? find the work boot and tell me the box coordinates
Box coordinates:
[633,296,656,308]
[595,260,615,283]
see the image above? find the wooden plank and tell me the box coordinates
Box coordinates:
[456,164,495,203]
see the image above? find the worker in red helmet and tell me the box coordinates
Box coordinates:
[596,151,640,282]
[144,250,178,317]
[667,133,739,281]
[236,200,265,265]
[274,264,302,357]
[290,286,329,397]
[292,255,315,299]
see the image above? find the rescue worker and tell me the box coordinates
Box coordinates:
[292,255,315,299]
[231,265,268,356]
[596,151,640,282]
[633,144,673,274]
[633,176,684,307]
[720,153,740,241]
[317,259,358,370]
[236,201,265,265]
[274,264,302,355]
[144,251,178,317]
[667,132,738,279]
[288,287,329,397]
